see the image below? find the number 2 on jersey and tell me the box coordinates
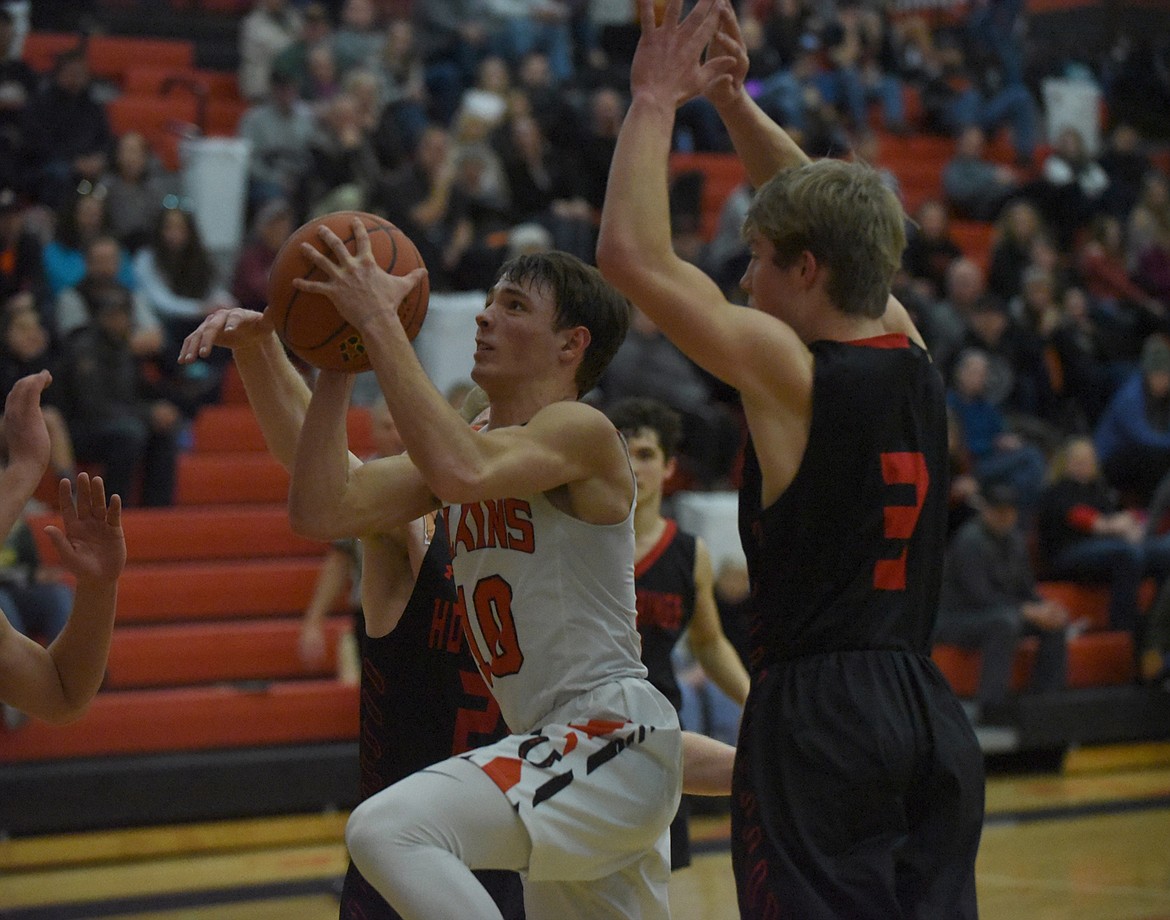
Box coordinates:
[875,451,928,591]
[456,575,524,684]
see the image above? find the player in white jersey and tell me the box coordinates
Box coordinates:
[287,236,683,920]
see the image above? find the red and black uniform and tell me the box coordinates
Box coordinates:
[732,334,984,920]
[341,525,525,920]
[634,519,696,869]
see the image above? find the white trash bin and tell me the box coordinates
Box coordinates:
[180,136,251,261]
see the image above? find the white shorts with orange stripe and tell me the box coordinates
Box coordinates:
[461,676,681,906]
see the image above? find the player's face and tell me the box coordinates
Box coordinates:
[625,429,673,508]
[473,277,562,386]
[741,231,802,326]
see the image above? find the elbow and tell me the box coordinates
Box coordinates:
[425,457,487,508]
[289,503,341,543]
[595,237,637,290]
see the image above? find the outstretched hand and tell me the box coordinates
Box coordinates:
[179,307,274,363]
[3,370,52,477]
[44,473,126,585]
[631,0,738,109]
[703,2,749,108]
[295,218,427,334]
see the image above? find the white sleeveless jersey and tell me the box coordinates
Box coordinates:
[443,488,650,733]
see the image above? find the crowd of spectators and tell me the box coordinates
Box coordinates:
[0,0,1166,697]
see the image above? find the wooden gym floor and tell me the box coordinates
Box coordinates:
[1,743,1169,919]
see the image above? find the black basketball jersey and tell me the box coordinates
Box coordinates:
[634,519,697,713]
[341,524,524,920]
[738,334,949,669]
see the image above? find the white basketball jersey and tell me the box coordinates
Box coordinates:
[444,488,650,733]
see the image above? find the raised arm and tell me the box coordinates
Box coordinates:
[180,308,313,469]
[596,0,810,406]
[0,473,125,723]
[0,371,52,536]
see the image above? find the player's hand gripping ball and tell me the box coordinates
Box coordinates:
[265,211,428,372]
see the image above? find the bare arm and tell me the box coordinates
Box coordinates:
[596,0,808,405]
[180,307,315,469]
[0,371,52,536]
[299,544,355,667]
[686,538,750,706]
[681,729,737,796]
[289,369,436,541]
[0,474,125,723]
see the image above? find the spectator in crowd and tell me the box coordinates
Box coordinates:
[0,291,74,481]
[598,306,741,490]
[229,197,295,315]
[237,68,315,217]
[331,0,385,78]
[370,123,486,292]
[952,292,1051,421]
[815,0,908,135]
[0,186,45,308]
[271,1,335,101]
[0,8,36,192]
[133,206,235,414]
[18,48,112,209]
[923,256,993,370]
[1036,435,1170,636]
[371,17,435,154]
[238,0,304,103]
[1097,122,1151,222]
[1076,213,1166,357]
[483,0,576,85]
[1094,333,1170,505]
[302,90,381,218]
[947,347,1048,513]
[1036,126,1111,248]
[902,198,963,299]
[942,124,1022,221]
[56,279,181,507]
[497,111,594,262]
[988,198,1050,305]
[411,0,493,92]
[43,184,135,301]
[1047,285,1134,430]
[55,235,163,362]
[1127,171,1170,270]
[101,131,178,254]
[936,483,1070,721]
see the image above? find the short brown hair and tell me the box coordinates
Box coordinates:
[743,159,905,318]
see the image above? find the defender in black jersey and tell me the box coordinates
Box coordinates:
[609,396,750,870]
[598,5,984,917]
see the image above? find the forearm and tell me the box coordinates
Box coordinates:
[599,94,678,267]
[234,332,312,469]
[681,730,737,796]
[304,549,351,623]
[357,309,485,500]
[0,462,42,538]
[42,578,118,722]
[692,634,750,706]
[711,88,809,187]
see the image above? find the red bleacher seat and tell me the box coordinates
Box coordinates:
[106,93,200,171]
[85,35,195,85]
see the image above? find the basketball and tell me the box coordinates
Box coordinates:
[265,210,429,372]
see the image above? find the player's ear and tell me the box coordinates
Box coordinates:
[664,455,678,480]
[560,325,591,361]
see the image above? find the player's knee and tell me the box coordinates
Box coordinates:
[345,796,391,870]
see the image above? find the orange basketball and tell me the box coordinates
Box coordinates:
[265,210,429,373]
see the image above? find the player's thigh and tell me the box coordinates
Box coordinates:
[347,756,531,872]
[523,837,671,920]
